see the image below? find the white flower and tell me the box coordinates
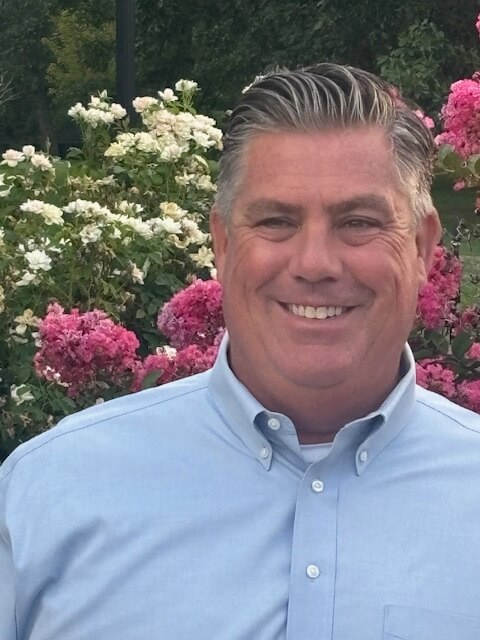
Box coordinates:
[191,245,215,269]
[30,153,53,171]
[110,103,127,119]
[130,263,145,285]
[68,102,85,119]
[175,79,198,93]
[2,149,25,167]
[41,203,64,225]
[21,200,64,225]
[25,249,52,272]
[182,218,208,244]
[159,202,186,220]
[196,174,216,192]
[157,217,182,234]
[158,88,178,103]
[15,271,37,287]
[132,96,158,112]
[22,145,36,158]
[80,224,103,245]
[160,143,184,161]
[104,142,127,158]
[14,309,40,336]
[10,384,35,406]
[156,345,177,359]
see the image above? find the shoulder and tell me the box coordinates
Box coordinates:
[0,370,212,482]
[415,384,480,434]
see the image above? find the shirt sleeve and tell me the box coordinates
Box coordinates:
[0,479,17,640]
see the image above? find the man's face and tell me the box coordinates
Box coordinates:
[211,128,439,403]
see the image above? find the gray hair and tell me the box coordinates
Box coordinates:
[215,63,435,224]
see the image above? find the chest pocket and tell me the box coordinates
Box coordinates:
[384,605,480,640]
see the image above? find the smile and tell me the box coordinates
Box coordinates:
[287,304,347,319]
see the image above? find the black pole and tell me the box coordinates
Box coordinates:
[116,0,136,120]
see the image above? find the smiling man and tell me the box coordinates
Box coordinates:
[1,65,480,640]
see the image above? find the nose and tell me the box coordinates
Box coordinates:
[288,221,344,283]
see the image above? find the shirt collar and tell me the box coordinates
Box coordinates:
[208,333,417,473]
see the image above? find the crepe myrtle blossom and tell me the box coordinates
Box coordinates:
[435,76,480,157]
[157,278,224,350]
[416,246,462,329]
[132,344,219,392]
[34,304,140,398]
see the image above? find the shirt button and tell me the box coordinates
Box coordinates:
[267,417,281,431]
[359,449,368,463]
[306,564,320,579]
[260,446,269,459]
[311,480,324,493]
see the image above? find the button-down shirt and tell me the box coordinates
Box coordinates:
[1,337,480,639]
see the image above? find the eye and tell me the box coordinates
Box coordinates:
[342,217,380,229]
[258,217,296,228]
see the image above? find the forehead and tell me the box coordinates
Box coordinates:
[234,127,404,207]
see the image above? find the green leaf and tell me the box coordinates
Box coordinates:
[451,331,474,360]
[141,369,163,390]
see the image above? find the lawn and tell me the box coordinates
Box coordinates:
[432,175,479,304]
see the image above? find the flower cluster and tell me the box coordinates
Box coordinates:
[435,76,480,157]
[157,278,224,349]
[132,344,219,392]
[0,82,221,459]
[416,246,462,329]
[68,91,127,128]
[34,304,140,397]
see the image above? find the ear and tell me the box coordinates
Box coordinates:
[415,209,442,285]
[210,206,229,282]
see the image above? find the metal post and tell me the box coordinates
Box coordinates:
[116,0,136,120]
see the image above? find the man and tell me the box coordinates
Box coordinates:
[1,64,479,639]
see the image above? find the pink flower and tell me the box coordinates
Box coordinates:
[132,344,219,391]
[476,13,480,37]
[414,109,435,130]
[467,342,480,360]
[436,76,480,157]
[34,303,139,397]
[457,379,480,413]
[415,359,457,399]
[157,279,224,349]
[416,246,462,329]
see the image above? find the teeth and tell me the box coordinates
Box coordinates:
[289,304,346,319]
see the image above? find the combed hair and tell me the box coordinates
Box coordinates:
[215,63,435,223]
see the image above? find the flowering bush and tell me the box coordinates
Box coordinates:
[409,14,480,409]
[2,49,480,461]
[0,81,221,460]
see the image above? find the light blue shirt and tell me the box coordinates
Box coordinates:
[1,337,480,639]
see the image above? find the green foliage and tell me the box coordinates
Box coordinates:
[43,10,116,126]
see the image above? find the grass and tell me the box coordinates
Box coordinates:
[432,175,479,305]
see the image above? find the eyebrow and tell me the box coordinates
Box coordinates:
[245,194,393,218]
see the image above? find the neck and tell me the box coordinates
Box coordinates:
[229,354,401,444]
